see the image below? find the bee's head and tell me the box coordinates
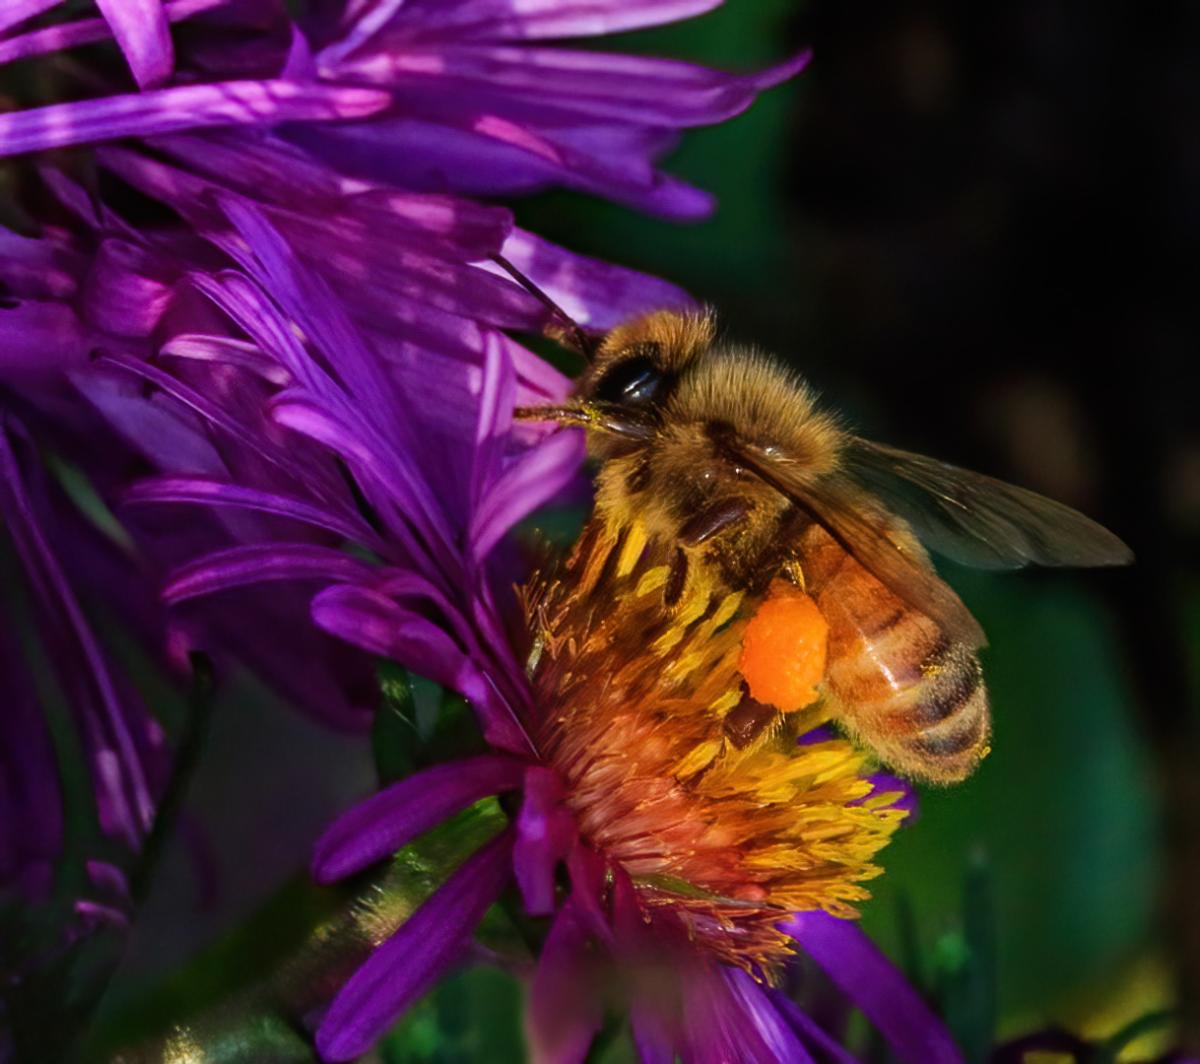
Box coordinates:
[576,309,716,415]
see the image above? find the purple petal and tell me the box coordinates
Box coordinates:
[282,24,317,81]
[526,901,604,1064]
[310,584,479,693]
[184,269,333,397]
[0,621,63,896]
[719,970,816,1064]
[158,333,290,385]
[215,194,397,415]
[784,911,964,1064]
[95,145,218,233]
[35,165,99,226]
[385,0,722,42]
[340,44,807,129]
[163,543,374,603]
[90,349,306,485]
[854,772,919,820]
[470,429,584,561]
[0,80,389,158]
[287,119,717,222]
[373,570,480,657]
[0,0,226,67]
[213,196,460,548]
[95,0,175,89]
[470,331,516,512]
[565,844,613,946]
[0,228,80,300]
[630,1011,675,1064]
[72,366,227,476]
[268,394,439,569]
[124,476,375,543]
[74,899,130,930]
[149,130,513,258]
[0,0,65,36]
[492,228,694,329]
[312,754,526,883]
[85,859,131,903]
[189,216,456,564]
[79,239,174,337]
[310,584,532,756]
[0,426,158,849]
[317,0,408,70]
[334,186,513,257]
[768,990,860,1064]
[658,958,816,1064]
[316,828,515,1062]
[513,766,575,916]
[0,300,91,371]
[93,333,342,517]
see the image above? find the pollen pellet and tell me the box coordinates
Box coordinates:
[739,581,829,712]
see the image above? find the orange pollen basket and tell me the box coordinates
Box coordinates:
[520,517,908,976]
[740,580,829,712]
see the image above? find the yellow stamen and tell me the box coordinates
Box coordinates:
[521,516,907,974]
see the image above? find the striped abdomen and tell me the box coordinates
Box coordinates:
[798,526,990,783]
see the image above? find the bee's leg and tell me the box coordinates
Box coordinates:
[679,498,752,547]
[723,690,782,749]
[664,546,688,606]
[664,500,751,608]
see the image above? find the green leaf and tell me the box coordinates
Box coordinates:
[373,662,420,783]
[922,856,999,1064]
[382,966,525,1064]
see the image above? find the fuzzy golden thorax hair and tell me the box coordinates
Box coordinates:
[574,311,843,593]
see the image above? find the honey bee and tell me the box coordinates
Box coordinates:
[497,260,1132,783]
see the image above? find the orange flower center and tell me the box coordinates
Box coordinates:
[521,518,907,974]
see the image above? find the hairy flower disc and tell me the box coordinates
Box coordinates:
[522,517,908,974]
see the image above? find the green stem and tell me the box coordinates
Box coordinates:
[95,802,513,1063]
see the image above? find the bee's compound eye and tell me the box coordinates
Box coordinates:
[593,353,667,408]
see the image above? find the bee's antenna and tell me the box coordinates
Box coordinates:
[490,254,597,362]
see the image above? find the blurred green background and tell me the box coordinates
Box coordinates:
[82,1,1197,1060]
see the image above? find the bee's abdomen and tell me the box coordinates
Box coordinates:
[801,534,990,783]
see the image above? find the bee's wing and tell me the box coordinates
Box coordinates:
[844,438,1134,570]
[723,438,988,647]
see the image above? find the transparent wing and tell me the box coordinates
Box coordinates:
[845,438,1134,571]
[722,436,987,647]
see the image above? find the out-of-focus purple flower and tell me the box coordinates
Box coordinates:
[0,418,166,937]
[0,1,806,219]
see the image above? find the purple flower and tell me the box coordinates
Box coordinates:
[0,3,953,1063]
[0,0,751,1014]
[0,4,745,936]
[0,0,806,219]
[301,492,945,1061]
[60,188,951,1061]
